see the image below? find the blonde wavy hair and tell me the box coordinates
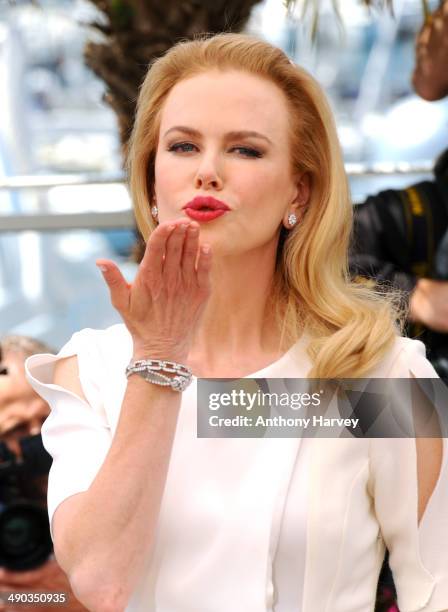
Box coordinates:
[127,32,404,378]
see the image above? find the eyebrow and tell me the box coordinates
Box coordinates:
[163,126,273,145]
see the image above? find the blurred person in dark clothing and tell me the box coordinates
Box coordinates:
[350,150,448,367]
[350,0,448,379]
[0,336,86,612]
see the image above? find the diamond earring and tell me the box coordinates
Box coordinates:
[288,213,297,227]
[151,204,158,220]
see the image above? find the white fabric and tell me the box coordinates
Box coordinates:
[25,324,448,612]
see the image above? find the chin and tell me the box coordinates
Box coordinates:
[200,235,222,253]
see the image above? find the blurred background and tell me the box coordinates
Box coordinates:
[0,0,445,349]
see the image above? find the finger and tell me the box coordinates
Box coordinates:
[0,571,37,585]
[96,260,130,313]
[0,405,30,431]
[163,223,189,286]
[0,417,21,433]
[427,7,444,45]
[140,223,175,283]
[0,411,19,430]
[29,397,49,421]
[0,563,45,583]
[196,244,212,291]
[418,24,431,46]
[433,14,444,33]
[181,223,200,281]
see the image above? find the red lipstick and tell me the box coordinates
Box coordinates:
[183,196,230,222]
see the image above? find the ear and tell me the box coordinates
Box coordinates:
[284,172,311,228]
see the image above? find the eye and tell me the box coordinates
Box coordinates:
[167,142,263,158]
[231,147,263,159]
[168,142,197,153]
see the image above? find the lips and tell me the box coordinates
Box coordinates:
[183,196,230,223]
[183,196,230,212]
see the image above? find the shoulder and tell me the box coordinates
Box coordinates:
[68,323,131,352]
[25,323,132,412]
[367,335,438,378]
[59,323,132,368]
[62,324,133,396]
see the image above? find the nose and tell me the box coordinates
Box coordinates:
[194,155,223,190]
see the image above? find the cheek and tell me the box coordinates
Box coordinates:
[155,152,195,196]
[236,165,289,212]
[242,160,290,192]
[154,152,172,189]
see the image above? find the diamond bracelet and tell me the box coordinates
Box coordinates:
[125,359,193,393]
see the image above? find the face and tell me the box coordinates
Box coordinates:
[154,69,308,257]
[0,349,50,453]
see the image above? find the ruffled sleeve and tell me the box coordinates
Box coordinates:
[370,338,448,612]
[25,329,114,540]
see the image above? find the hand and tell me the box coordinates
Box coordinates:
[412,0,448,101]
[409,278,448,332]
[0,558,87,612]
[96,219,212,361]
[0,397,49,437]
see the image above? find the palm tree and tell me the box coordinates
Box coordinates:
[84,0,263,156]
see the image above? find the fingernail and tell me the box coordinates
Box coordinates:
[97,264,108,273]
[202,245,210,254]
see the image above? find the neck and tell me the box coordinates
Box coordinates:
[190,243,285,363]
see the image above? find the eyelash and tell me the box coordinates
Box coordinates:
[167,142,263,158]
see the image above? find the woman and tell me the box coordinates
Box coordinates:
[25,33,448,612]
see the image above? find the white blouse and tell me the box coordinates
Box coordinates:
[25,324,448,612]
